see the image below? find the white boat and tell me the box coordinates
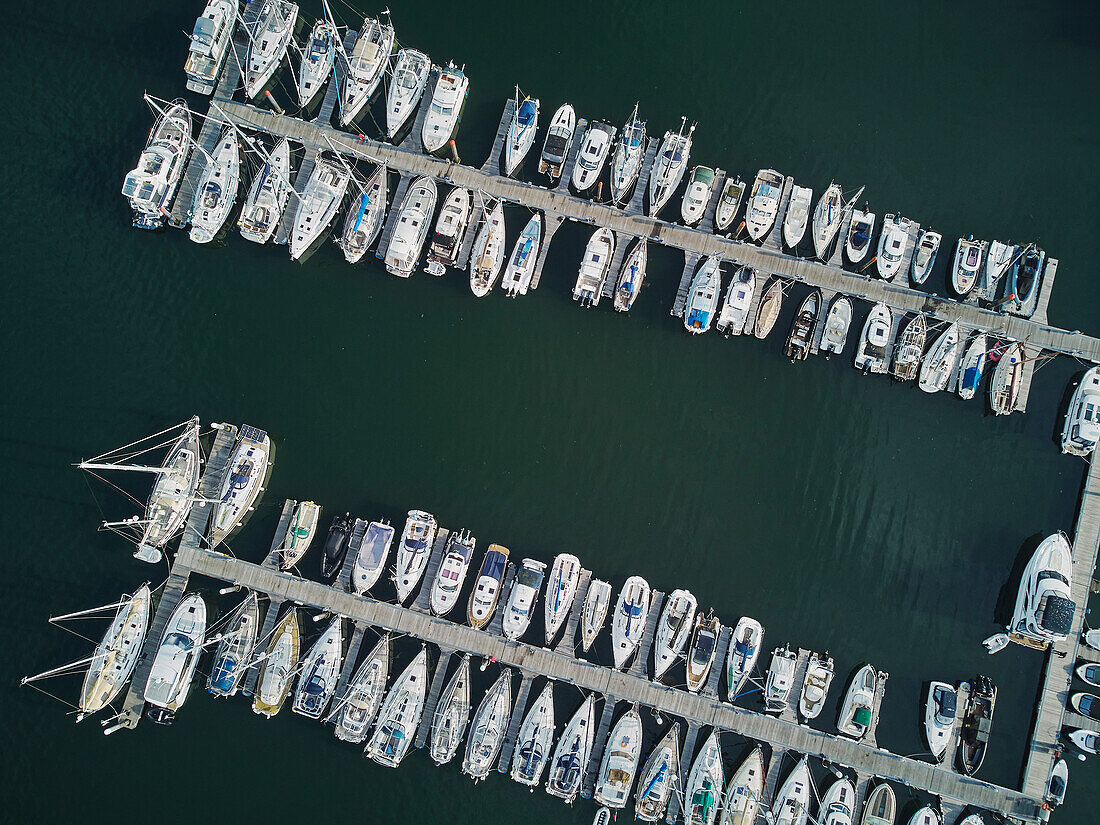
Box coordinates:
[892,314,926,382]
[1062,366,1100,456]
[594,708,644,808]
[209,425,270,548]
[184,0,238,95]
[385,49,431,139]
[332,634,390,743]
[207,592,260,698]
[610,104,647,203]
[426,185,471,272]
[253,608,298,717]
[951,236,986,296]
[989,340,1024,415]
[652,589,697,681]
[683,257,722,334]
[289,155,351,260]
[745,169,784,241]
[539,103,577,181]
[798,652,834,719]
[510,682,555,786]
[78,584,151,718]
[574,226,615,307]
[614,238,648,312]
[243,0,298,99]
[648,119,694,216]
[293,616,343,719]
[572,122,615,192]
[845,208,875,264]
[143,593,206,724]
[686,613,721,693]
[765,645,797,713]
[581,579,613,652]
[463,669,513,780]
[297,19,336,108]
[502,558,546,640]
[907,807,939,825]
[681,166,716,225]
[1048,758,1068,807]
[783,185,813,248]
[684,730,724,825]
[956,333,988,400]
[501,213,542,296]
[429,531,475,617]
[924,681,957,762]
[188,127,239,244]
[754,279,784,339]
[612,576,651,670]
[876,214,912,281]
[121,99,192,230]
[819,295,854,356]
[773,758,811,825]
[917,322,960,393]
[352,520,395,594]
[240,137,292,244]
[546,694,596,802]
[1010,532,1075,643]
[985,240,1015,290]
[910,230,941,284]
[813,182,844,258]
[422,63,469,154]
[861,783,896,825]
[504,93,540,176]
[429,654,471,764]
[635,723,681,822]
[393,510,438,602]
[714,177,746,232]
[853,303,892,373]
[1086,629,1100,651]
[543,553,582,644]
[469,199,506,297]
[721,747,764,825]
[341,164,389,263]
[726,617,764,699]
[365,647,429,768]
[385,175,437,277]
[1069,728,1099,755]
[716,266,755,336]
[468,544,509,628]
[837,664,878,740]
[819,778,855,825]
[339,16,395,126]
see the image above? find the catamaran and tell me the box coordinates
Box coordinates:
[845,208,875,264]
[297,19,336,108]
[340,15,395,126]
[422,63,469,154]
[722,747,764,825]
[989,340,1024,415]
[468,544,509,629]
[783,185,812,248]
[385,49,431,139]
[393,509,438,602]
[501,213,542,296]
[684,730,724,825]
[574,226,615,307]
[649,119,694,217]
[240,137,292,244]
[469,199,506,296]
[572,122,615,192]
[593,708,644,808]
[683,257,722,334]
[539,103,576,181]
[854,303,892,373]
[837,664,878,740]
[143,593,207,724]
[612,576,651,670]
[685,613,721,693]
[613,238,648,312]
[1010,532,1075,643]
[385,176,437,276]
[546,694,596,802]
[652,589,697,681]
[819,295,853,356]
[504,92,540,176]
[610,104,646,203]
[812,182,844,259]
[681,166,716,225]
[243,0,298,99]
[502,558,546,640]
[910,229,941,284]
[209,425,270,549]
[352,520,395,594]
[292,616,343,719]
[510,682,555,786]
[726,617,763,699]
[207,592,260,698]
[74,584,152,719]
[635,723,681,822]
[1062,366,1100,455]
[429,531,476,617]
[716,266,755,336]
[892,314,926,382]
[121,99,192,230]
[189,127,240,244]
[951,236,986,296]
[924,681,957,762]
[544,553,582,644]
[184,0,238,95]
[426,185,470,273]
[289,154,351,260]
[340,165,389,263]
[252,607,299,718]
[798,652,834,720]
[581,579,612,652]
[332,634,390,744]
[463,669,513,780]
[917,322,960,393]
[957,333,988,400]
[365,647,429,768]
[714,176,746,233]
[429,653,471,764]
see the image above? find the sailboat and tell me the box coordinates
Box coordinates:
[610,103,647,203]
[546,694,596,802]
[685,613,721,693]
[207,592,261,697]
[652,589,697,681]
[684,730,725,825]
[581,579,613,652]
[340,164,388,263]
[188,128,239,244]
[574,227,615,306]
[429,654,472,765]
[339,15,395,126]
[469,199,507,297]
[292,616,343,719]
[209,425,271,549]
[812,182,844,259]
[726,617,764,700]
[385,49,431,139]
[184,0,238,95]
[783,185,813,248]
[649,118,694,217]
[393,509,439,602]
[611,576,651,670]
[332,634,390,744]
[837,664,878,740]
[745,169,784,241]
[297,19,336,109]
[635,723,681,822]
[989,341,1024,415]
[891,314,926,382]
[70,584,152,719]
[614,238,647,312]
[510,682,555,786]
[957,333,988,400]
[463,669,513,780]
[539,103,577,181]
[502,558,547,641]
[593,707,644,808]
[277,500,320,569]
[240,137,293,244]
[289,154,351,260]
[501,213,542,297]
[819,295,853,356]
[505,92,540,176]
[429,531,476,617]
[716,266,755,336]
[426,185,471,273]
[917,323,960,393]
[384,175,437,276]
[819,779,856,825]
[721,747,765,825]
[243,0,298,99]
[422,63,469,154]
[544,553,582,644]
[798,652,834,720]
[365,647,429,768]
[352,520,395,594]
[143,593,207,724]
[121,99,192,230]
[683,257,722,334]
[252,607,299,718]
[773,758,811,825]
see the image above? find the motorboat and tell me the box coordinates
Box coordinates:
[505,93,540,176]
[319,512,351,579]
[78,584,151,718]
[429,530,475,617]
[546,694,596,801]
[385,49,431,139]
[910,230,941,284]
[951,236,986,296]
[539,103,577,181]
[957,334,988,400]
[143,593,206,724]
[422,63,469,154]
[714,177,746,233]
[121,99,192,230]
[722,747,764,825]
[907,806,939,825]
[469,199,506,297]
[184,0,238,95]
[820,295,853,356]
[207,592,260,698]
[468,544,509,629]
[581,579,613,652]
[765,646,797,713]
[502,557,547,640]
[845,208,875,264]
[891,314,926,381]
[1072,692,1100,720]
[429,653,471,764]
[649,119,694,217]
[332,634,390,744]
[1062,366,1100,455]
[984,240,1015,293]
[798,652,834,719]
[684,257,722,334]
[253,608,299,718]
[754,278,784,339]
[572,122,615,192]
[594,808,612,825]
[1010,532,1074,643]
[544,553,583,644]
[924,681,957,762]
[289,154,351,260]
[838,664,878,740]
[610,103,647,203]
[875,214,912,280]
[209,425,270,548]
[1048,758,1068,807]
[462,669,513,780]
[1086,628,1100,650]
[989,341,1024,415]
[716,266,755,336]
[278,500,320,569]
[365,646,429,768]
[243,0,298,99]
[573,226,615,307]
[853,303,892,373]
[340,164,388,263]
[685,613,721,693]
[773,758,811,825]
[240,137,292,244]
[783,185,812,248]
[813,182,844,259]
[510,682,555,786]
[297,19,336,108]
[860,783,896,825]
[611,576,651,670]
[614,238,648,312]
[1069,728,1099,754]
[425,185,470,272]
[292,616,343,719]
[681,166,716,225]
[819,778,855,825]
[339,15,395,126]
[785,289,820,360]
[652,589,697,681]
[593,707,643,808]
[501,213,542,297]
[635,723,681,822]
[352,520,395,594]
[726,617,764,699]
[1007,244,1044,313]
[684,730,724,825]
[385,175,437,276]
[958,675,996,774]
[393,509,439,602]
[745,169,784,241]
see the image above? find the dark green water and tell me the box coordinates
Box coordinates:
[4,0,1100,821]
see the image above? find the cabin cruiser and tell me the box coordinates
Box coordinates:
[425,185,470,272]
[918,323,960,393]
[468,544,509,628]
[745,169,783,241]
[958,675,996,775]
[681,166,715,225]
[773,758,811,825]
[209,425,270,548]
[393,510,439,602]
[385,175,437,276]
[253,608,298,717]
[716,266,755,336]
[1047,759,1068,808]
[539,103,576,181]
[1071,692,1100,720]
[297,20,336,108]
[635,723,681,822]
[385,49,431,139]
[501,213,542,296]
[892,314,926,382]
[319,512,351,579]
[614,238,647,311]
[429,531,475,617]
[957,333,988,400]
[951,236,985,296]
[289,154,351,260]
[352,520,395,594]
[121,99,192,229]
[723,747,764,825]
[861,784,896,825]
[365,647,429,768]
[340,164,388,263]
[429,654,471,764]
[924,681,957,762]
[469,199,506,296]
[726,617,764,699]
[783,185,812,248]
[854,303,892,373]
[292,617,343,719]
[504,94,540,176]
[572,122,615,192]
[845,208,875,264]
[333,635,390,743]
[340,15,395,126]
[510,682,555,786]
[684,257,722,334]
[581,579,613,652]
[422,63,469,154]
[544,553,582,644]
[755,278,784,339]
[243,0,298,99]
[785,290,819,360]
[989,340,1024,415]
[798,652,834,719]
[837,664,878,740]
[594,708,643,808]
[207,592,260,698]
[714,176,746,232]
[876,214,911,280]
[502,558,546,640]
[1069,728,1099,755]
[1062,366,1100,455]
[463,669,513,780]
[1010,532,1075,643]
[1008,244,1044,313]
[819,778,855,825]
[546,694,596,801]
[610,104,647,203]
[612,576,652,669]
[184,0,238,95]
[240,137,292,244]
[686,614,721,693]
[765,646,797,713]
[684,731,724,825]
[144,593,206,724]
[820,295,853,356]
[813,182,844,259]
[188,128,239,243]
[908,807,940,825]
[653,589,697,681]
[78,584,151,718]
[911,229,941,284]
[649,119,694,216]
[574,226,615,306]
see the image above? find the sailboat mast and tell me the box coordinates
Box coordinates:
[22,654,98,684]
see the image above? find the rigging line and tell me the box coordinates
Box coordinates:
[52,623,100,646]
[83,419,193,464]
[83,470,147,512]
[24,680,81,710]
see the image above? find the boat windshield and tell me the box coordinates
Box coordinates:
[164,632,194,651]
[692,634,715,662]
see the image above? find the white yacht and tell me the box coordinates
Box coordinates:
[683,257,722,334]
[957,333,988,400]
[573,226,615,306]
[385,49,431,139]
[681,166,716,225]
[837,664,878,740]
[773,758,811,825]
[614,238,648,312]
[648,119,694,216]
[951,236,986,296]
[594,708,644,808]
[911,230,941,284]
[240,137,292,244]
[510,682,555,786]
[426,185,470,272]
[917,322,960,393]
[468,545,509,629]
[635,723,681,822]
[652,589,697,681]
[798,653,834,720]
[502,558,546,641]
[716,266,755,336]
[611,576,651,670]
[253,608,298,717]
[385,175,437,277]
[243,0,298,99]
[819,295,853,356]
[819,778,855,825]
[207,592,260,698]
[501,213,542,296]
[745,169,784,241]
[845,208,875,264]
[504,93,540,176]
[544,553,582,644]
[610,104,646,203]
[908,807,940,825]
[714,176,746,233]
[722,747,764,825]
[765,645,797,713]
[297,19,336,108]
[393,509,438,602]
[469,199,506,296]
[684,730,724,825]
[188,127,239,243]
[463,670,513,780]
[366,647,429,768]
[340,16,395,126]
[685,613,721,693]
[78,584,151,718]
[812,182,844,259]
[876,214,912,280]
[539,103,577,181]
[1062,366,1100,455]
[572,122,615,192]
[429,654,471,764]
[429,531,476,617]
[143,593,206,724]
[546,695,596,802]
[121,99,192,230]
[340,164,388,263]
[292,616,343,719]
[352,520,395,594]
[209,425,270,548]
[924,681,957,762]
[726,617,764,699]
[1010,532,1075,643]
[989,340,1024,415]
[854,303,892,373]
[581,579,612,652]
[184,0,238,95]
[289,155,351,260]
[783,184,812,248]
[332,634,390,744]
[423,63,469,153]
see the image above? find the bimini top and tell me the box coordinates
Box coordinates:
[1040,595,1075,637]
[517,99,537,125]
[481,548,507,579]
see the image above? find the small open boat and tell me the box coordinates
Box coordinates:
[910,230,941,284]
[785,289,819,360]
[714,177,746,232]
[754,279,784,339]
